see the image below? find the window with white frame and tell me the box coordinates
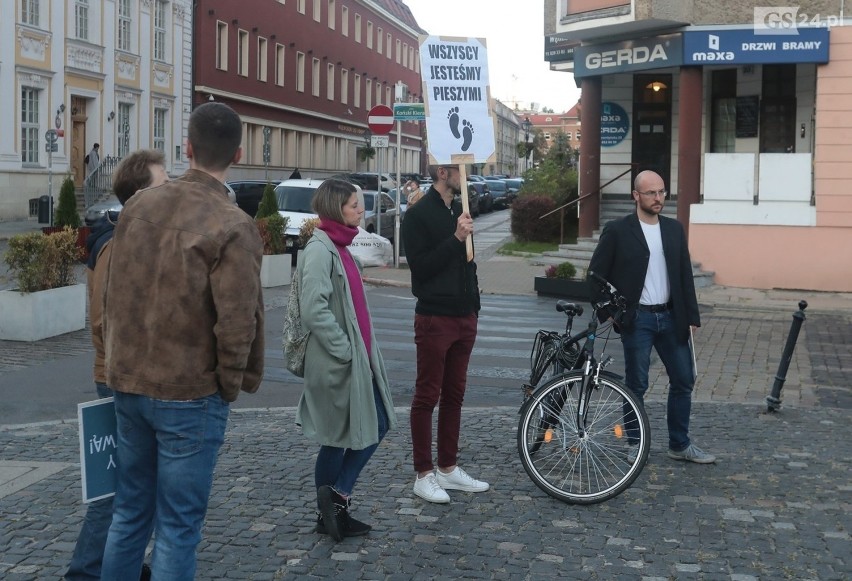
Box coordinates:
[275,44,285,86]
[396,39,401,64]
[377,27,382,53]
[376,82,381,105]
[312,58,320,96]
[313,0,320,22]
[297,52,305,92]
[153,108,167,154]
[327,0,335,29]
[216,21,228,70]
[153,0,167,61]
[365,78,372,109]
[355,14,361,43]
[385,86,391,105]
[118,0,132,51]
[409,46,415,70]
[367,21,373,49]
[21,87,40,164]
[341,5,348,36]
[354,74,360,108]
[22,0,40,26]
[386,33,391,58]
[297,0,305,14]
[75,0,89,40]
[402,43,408,68]
[327,63,334,100]
[341,68,348,104]
[237,30,249,76]
[258,37,268,81]
[117,103,133,159]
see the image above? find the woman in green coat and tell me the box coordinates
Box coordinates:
[296,178,397,542]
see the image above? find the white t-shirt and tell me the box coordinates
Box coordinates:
[639,220,670,305]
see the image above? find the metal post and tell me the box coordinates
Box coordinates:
[766,300,808,412]
[48,153,54,227]
[394,119,402,268]
[376,144,381,238]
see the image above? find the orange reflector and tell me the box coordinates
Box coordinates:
[614,424,624,438]
[544,429,553,443]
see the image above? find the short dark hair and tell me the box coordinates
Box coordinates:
[112,149,166,205]
[311,178,357,223]
[93,143,100,149]
[187,102,242,171]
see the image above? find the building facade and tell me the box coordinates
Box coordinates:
[193,0,424,183]
[545,0,852,291]
[0,0,193,220]
[488,98,523,176]
[526,103,581,154]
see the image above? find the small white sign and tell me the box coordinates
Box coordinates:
[370,135,390,148]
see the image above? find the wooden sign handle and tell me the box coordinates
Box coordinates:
[457,163,474,262]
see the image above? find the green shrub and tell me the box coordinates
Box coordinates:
[4,228,82,292]
[256,213,288,255]
[55,176,81,228]
[254,183,279,219]
[544,262,577,280]
[298,217,320,248]
[510,195,560,243]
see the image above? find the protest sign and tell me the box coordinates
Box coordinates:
[77,397,117,502]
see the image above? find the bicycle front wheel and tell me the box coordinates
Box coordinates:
[517,371,650,504]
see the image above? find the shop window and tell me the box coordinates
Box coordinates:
[710,69,737,153]
[760,64,797,153]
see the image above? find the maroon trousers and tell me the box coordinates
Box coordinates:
[410,313,478,473]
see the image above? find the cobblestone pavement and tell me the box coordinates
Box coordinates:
[1,213,850,579]
[1,404,849,580]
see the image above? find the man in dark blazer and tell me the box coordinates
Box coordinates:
[588,170,715,464]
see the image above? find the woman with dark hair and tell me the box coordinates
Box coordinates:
[296,178,396,541]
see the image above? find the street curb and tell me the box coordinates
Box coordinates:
[362,276,410,288]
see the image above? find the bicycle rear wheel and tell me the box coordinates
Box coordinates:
[517,371,650,504]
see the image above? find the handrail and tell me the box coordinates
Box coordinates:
[539,163,636,220]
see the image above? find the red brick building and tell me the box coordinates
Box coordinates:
[526,102,581,154]
[193,0,424,180]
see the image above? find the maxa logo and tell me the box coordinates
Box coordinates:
[691,34,734,62]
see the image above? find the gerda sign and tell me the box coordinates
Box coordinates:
[419,36,496,164]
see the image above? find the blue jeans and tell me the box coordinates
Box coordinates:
[100,392,229,581]
[315,382,389,500]
[65,383,114,581]
[621,309,695,451]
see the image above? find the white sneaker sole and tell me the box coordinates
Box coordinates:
[436,479,490,493]
[413,486,451,504]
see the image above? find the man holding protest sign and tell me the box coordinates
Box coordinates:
[401,34,498,503]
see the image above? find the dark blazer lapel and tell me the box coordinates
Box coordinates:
[659,217,677,273]
[626,212,649,253]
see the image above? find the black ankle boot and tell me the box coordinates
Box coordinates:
[316,486,372,540]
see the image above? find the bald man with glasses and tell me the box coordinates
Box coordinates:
[588,170,715,465]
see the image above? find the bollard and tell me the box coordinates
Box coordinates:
[766,300,808,412]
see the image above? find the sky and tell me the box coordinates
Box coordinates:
[403,0,581,114]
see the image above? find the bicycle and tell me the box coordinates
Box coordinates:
[517,272,651,504]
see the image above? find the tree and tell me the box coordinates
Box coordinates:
[255,183,278,219]
[55,176,81,228]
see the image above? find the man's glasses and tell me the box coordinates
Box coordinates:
[636,189,667,199]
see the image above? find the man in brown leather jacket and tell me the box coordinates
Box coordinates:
[100,103,264,581]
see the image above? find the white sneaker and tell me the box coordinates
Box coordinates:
[413,473,450,504]
[436,466,490,493]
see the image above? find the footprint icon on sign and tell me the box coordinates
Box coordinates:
[447,107,461,138]
[461,120,474,151]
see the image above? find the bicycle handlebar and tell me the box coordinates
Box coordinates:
[587,270,628,311]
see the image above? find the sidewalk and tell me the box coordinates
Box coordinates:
[3,214,852,313]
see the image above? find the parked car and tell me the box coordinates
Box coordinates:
[468,181,493,214]
[84,183,238,226]
[467,174,486,183]
[361,190,399,242]
[349,172,397,192]
[227,179,273,217]
[502,178,524,205]
[458,185,481,217]
[487,179,511,209]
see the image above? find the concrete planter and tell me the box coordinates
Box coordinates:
[260,253,292,288]
[534,276,590,301]
[0,284,87,341]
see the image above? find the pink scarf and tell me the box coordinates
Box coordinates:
[318,218,372,358]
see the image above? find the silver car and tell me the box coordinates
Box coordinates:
[361,190,398,242]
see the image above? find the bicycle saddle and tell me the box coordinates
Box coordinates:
[555,301,584,317]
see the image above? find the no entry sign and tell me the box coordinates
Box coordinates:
[367,105,394,135]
